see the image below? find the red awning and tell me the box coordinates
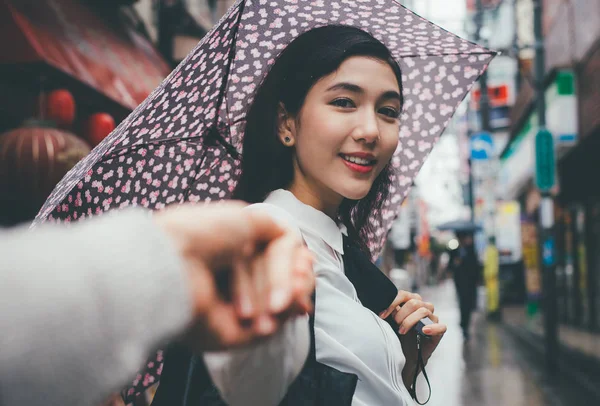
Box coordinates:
[0,0,171,110]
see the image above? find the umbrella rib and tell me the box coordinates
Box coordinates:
[396,51,497,58]
[105,1,247,160]
[211,0,247,141]
[101,132,239,161]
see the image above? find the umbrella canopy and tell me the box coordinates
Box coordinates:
[437,219,482,233]
[35,0,494,257]
[32,0,495,400]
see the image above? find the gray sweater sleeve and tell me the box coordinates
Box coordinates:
[0,210,193,406]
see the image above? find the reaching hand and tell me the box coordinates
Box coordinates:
[154,202,315,351]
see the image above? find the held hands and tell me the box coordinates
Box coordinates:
[379,290,446,387]
[154,202,315,352]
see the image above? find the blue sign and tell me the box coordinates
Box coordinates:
[470,132,494,160]
[543,237,555,266]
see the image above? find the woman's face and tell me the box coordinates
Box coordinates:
[282,56,401,213]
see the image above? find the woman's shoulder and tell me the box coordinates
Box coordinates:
[245,202,303,241]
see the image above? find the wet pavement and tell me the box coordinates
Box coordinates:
[415,280,596,406]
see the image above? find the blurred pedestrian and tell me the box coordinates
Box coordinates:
[0,203,314,406]
[448,231,481,340]
[484,236,501,320]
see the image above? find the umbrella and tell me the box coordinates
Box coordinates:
[35,0,494,249]
[32,0,495,399]
[437,219,482,233]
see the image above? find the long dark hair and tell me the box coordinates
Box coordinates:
[233,25,403,254]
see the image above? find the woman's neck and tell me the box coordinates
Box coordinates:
[286,181,342,219]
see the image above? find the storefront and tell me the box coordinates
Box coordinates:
[558,43,600,332]
[0,0,170,225]
[498,70,578,313]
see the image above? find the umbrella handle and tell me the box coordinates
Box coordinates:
[413,316,434,337]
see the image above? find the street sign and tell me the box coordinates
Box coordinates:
[535,128,555,191]
[470,131,494,160]
[543,237,555,266]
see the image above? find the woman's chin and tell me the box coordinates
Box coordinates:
[339,186,371,201]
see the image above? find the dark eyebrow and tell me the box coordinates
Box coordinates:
[326,82,363,94]
[381,90,403,104]
[326,82,402,103]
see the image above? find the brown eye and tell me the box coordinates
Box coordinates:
[331,98,356,108]
[379,107,400,118]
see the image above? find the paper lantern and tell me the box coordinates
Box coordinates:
[46,89,76,127]
[0,124,90,224]
[86,112,116,146]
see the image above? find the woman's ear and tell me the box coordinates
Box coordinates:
[277,102,296,147]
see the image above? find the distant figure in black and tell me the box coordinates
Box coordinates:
[449,232,481,340]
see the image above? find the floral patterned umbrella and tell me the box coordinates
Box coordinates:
[33,1,494,396]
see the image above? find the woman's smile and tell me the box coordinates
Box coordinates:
[339,152,377,174]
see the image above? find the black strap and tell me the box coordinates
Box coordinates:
[308,292,317,360]
[341,237,398,314]
[408,334,431,405]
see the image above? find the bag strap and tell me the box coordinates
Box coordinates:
[408,334,432,405]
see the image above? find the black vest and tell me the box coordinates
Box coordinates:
[151,238,399,406]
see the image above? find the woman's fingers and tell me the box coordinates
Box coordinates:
[419,314,445,336]
[379,290,422,319]
[242,230,311,336]
[398,307,432,335]
[263,232,303,313]
[291,248,315,306]
[232,255,256,321]
[422,323,447,336]
[272,247,314,318]
[392,299,435,326]
[246,252,276,335]
[230,230,313,336]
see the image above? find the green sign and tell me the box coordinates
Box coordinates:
[535,128,555,191]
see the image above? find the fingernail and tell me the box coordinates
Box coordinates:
[423,327,432,335]
[379,311,387,318]
[270,290,289,312]
[239,296,253,317]
[257,316,276,335]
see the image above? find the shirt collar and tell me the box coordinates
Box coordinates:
[264,189,344,254]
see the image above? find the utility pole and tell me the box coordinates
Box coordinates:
[532,0,559,376]
[475,0,492,134]
[471,0,502,322]
[468,0,493,223]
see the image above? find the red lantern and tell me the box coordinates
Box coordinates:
[46,89,76,127]
[86,113,116,147]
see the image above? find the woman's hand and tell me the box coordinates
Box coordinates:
[155,202,315,352]
[379,290,446,389]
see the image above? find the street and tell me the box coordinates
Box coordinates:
[1,1,600,406]
[415,280,595,406]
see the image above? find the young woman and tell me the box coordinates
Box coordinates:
[153,25,447,406]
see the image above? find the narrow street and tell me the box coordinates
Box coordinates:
[415,281,595,406]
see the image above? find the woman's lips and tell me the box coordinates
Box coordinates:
[340,155,376,174]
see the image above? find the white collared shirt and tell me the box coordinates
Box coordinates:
[204,189,412,405]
